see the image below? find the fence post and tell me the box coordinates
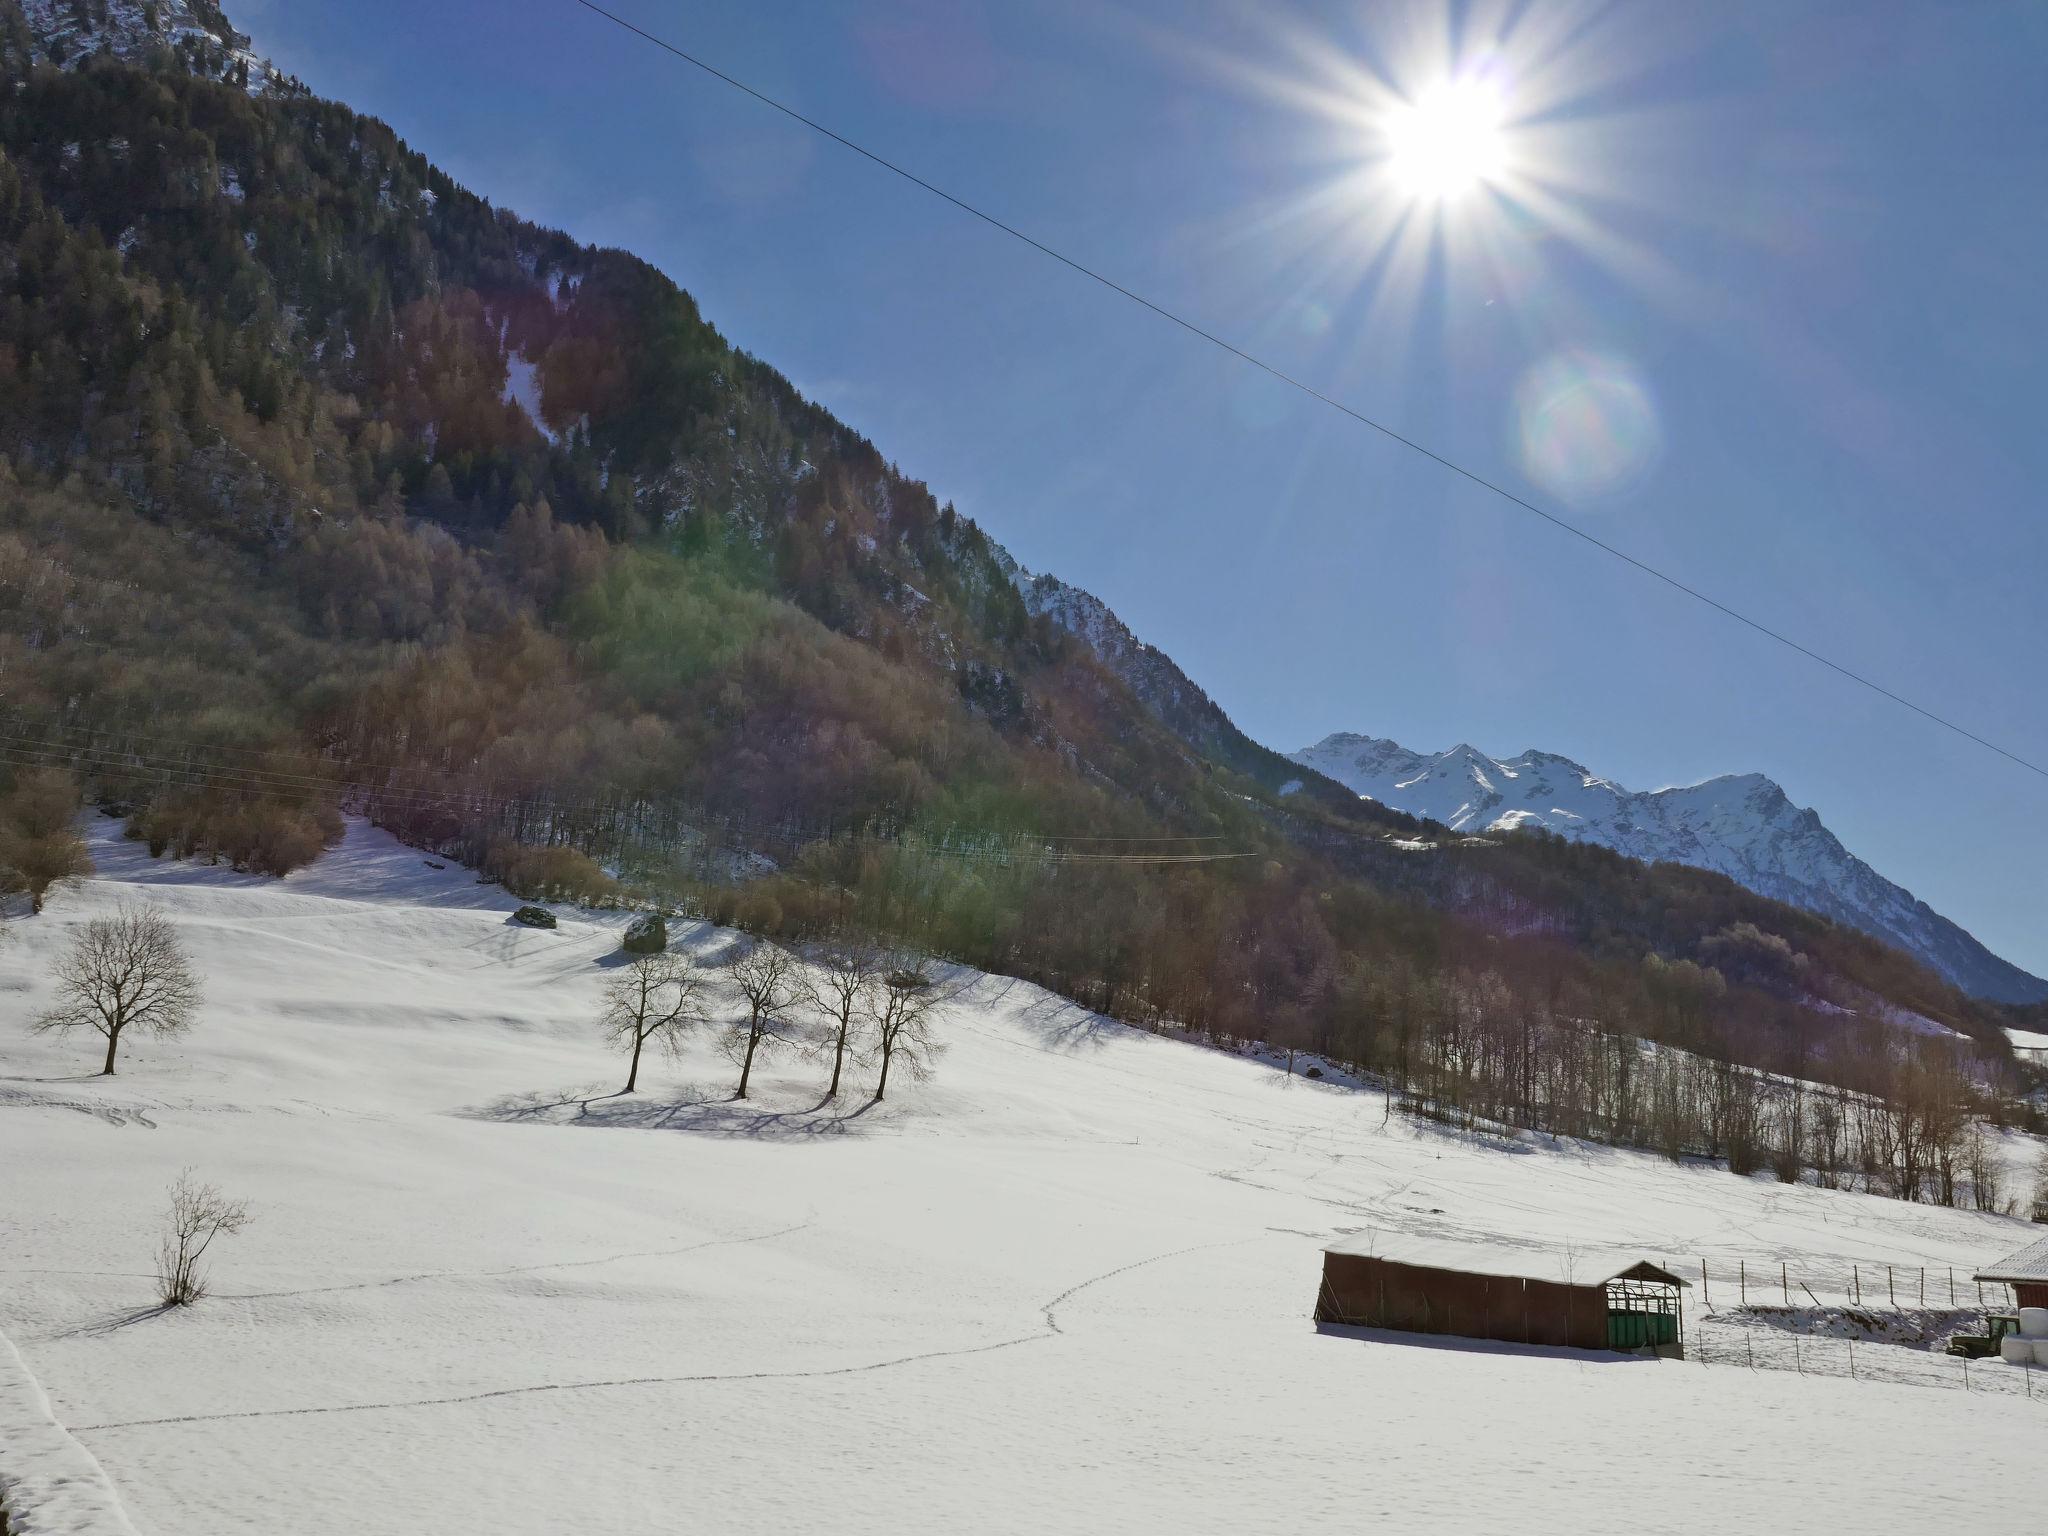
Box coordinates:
[1782,1262,1789,1306]
[1887,1266,1895,1307]
[1701,1258,1710,1311]
[1794,1333,1802,1375]
[1740,1260,1747,1307]
[1919,1268,1925,1308]
[1948,1268,1954,1307]
[1853,1265,1861,1305]
[1847,1337,1855,1379]
[1962,1356,1969,1393]
[1746,1331,1754,1369]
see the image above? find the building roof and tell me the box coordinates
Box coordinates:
[1323,1234,1687,1289]
[1974,1233,2048,1285]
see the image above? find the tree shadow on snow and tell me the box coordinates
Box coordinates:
[460,1083,892,1140]
[52,1304,177,1340]
[978,977,1132,1054]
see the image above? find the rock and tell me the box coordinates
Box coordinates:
[1304,1066,1324,1079]
[512,905,556,930]
[622,913,667,954]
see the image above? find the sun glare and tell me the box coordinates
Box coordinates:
[1384,78,1507,201]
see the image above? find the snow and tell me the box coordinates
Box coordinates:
[500,354,554,443]
[1326,1233,1681,1286]
[2007,1028,2048,1053]
[1293,732,2048,1004]
[20,0,284,98]
[2,816,2045,1534]
[0,1330,140,1536]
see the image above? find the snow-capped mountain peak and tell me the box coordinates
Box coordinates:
[1293,731,2048,1005]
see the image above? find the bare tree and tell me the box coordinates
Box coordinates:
[864,955,948,1103]
[600,951,708,1094]
[155,1169,250,1306]
[1963,1122,2003,1213]
[799,934,881,1099]
[724,940,798,1100]
[34,905,201,1075]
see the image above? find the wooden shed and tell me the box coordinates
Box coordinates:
[1316,1236,1688,1356]
[1974,1233,2048,1311]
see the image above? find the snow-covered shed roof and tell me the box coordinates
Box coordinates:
[1323,1234,1687,1289]
[1974,1234,2048,1286]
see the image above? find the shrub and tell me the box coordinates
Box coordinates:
[731,886,783,936]
[621,912,667,954]
[484,840,620,905]
[125,790,341,876]
[512,905,557,929]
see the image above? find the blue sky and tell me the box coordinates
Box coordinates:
[239,0,2047,978]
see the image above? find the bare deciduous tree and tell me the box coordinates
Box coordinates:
[155,1169,250,1306]
[601,951,708,1093]
[864,955,948,1103]
[724,940,798,1100]
[34,905,201,1075]
[799,935,881,1099]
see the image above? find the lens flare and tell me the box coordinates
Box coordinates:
[1513,349,1662,503]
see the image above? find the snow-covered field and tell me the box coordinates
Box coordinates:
[3,817,2044,1535]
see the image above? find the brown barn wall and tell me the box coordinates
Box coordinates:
[1317,1255,1609,1351]
[2015,1282,2048,1310]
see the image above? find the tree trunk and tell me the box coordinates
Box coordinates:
[827,1019,848,1098]
[101,1027,119,1077]
[737,1016,761,1099]
[624,1030,644,1094]
[873,1040,892,1103]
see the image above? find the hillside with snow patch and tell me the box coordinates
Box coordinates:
[1,817,2044,1534]
[1295,732,2048,1005]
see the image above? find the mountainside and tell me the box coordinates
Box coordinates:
[1010,567,1371,815]
[1295,733,2048,1005]
[3,817,2037,1533]
[0,0,2034,1136]
[15,0,294,93]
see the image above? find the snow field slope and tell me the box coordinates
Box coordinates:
[1,818,2043,1535]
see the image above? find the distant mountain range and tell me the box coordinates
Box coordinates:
[1291,734,2048,1005]
[1011,556,2045,1006]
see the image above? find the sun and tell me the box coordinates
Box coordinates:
[1383,77,1507,201]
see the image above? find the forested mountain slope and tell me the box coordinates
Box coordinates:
[0,0,2035,1158]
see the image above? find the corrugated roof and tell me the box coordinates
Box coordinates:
[1323,1234,1686,1288]
[1974,1233,2048,1285]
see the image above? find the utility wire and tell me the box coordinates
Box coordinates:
[569,0,2048,783]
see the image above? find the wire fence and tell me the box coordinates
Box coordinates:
[1665,1255,2047,1401]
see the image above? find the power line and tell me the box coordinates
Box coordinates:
[569,0,2048,784]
